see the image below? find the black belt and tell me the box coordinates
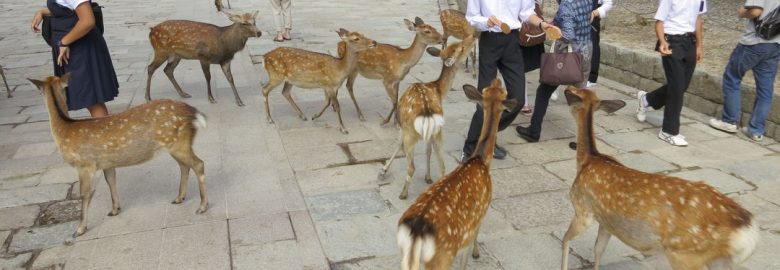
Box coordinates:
[665,33,695,39]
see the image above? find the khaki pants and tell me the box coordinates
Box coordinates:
[270,0,291,32]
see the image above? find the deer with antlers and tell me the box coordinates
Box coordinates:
[378,35,476,199]
[29,74,209,237]
[560,87,759,270]
[336,17,443,125]
[261,28,377,134]
[397,79,517,270]
[440,9,477,78]
[146,11,261,106]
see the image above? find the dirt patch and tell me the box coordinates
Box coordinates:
[37,200,80,226]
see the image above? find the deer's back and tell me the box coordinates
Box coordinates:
[440,10,472,39]
[264,47,346,89]
[398,83,444,128]
[149,20,223,61]
[354,43,407,79]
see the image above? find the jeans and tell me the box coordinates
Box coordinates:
[721,43,780,136]
[645,34,697,135]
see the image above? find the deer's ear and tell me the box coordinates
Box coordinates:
[337,28,349,39]
[600,100,626,114]
[564,90,582,106]
[414,17,424,26]
[252,10,259,19]
[28,78,45,90]
[222,11,238,21]
[462,84,482,103]
[444,57,455,67]
[502,98,519,112]
[403,19,415,31]
[426,47,441,57]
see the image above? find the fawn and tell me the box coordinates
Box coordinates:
[560,87,759,270]
[440,9,477,78]
[378,35,476,199]
[397,79,517,270]
[1,64,11,98]
[261,28,377,134]
[29,74,209,237]
[336,17,443,125]
[146,11,261,107]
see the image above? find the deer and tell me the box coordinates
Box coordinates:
[29,74,209,237]
[214,0,230,12]
[378,35,477,200]
[336,17,443,126]
[1,64,11,98]
[397,79,517,270]
[261,28,377,134]
[560,87,759,270]
[145,11,261,107]
[440,9,478,78]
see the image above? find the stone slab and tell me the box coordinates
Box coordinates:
[306,189,390,221]
[296,163,384,196]
[38,165,78,185]
[490,165,568,200]
[669,168,754,194]
[614,151,678,173]
[159,221,231,270]
[30,240,95,270]
[544,159,578,184]
[315,214,399,263]
[9,221,78,253]
[0,204,39,230]
[12,142,57,159]
[649,137,773,168]
[229,212,295,246]
[0,184,69,209]
[86,229,163,269]
[492,190,573,232]
[552,225,641,266]
[286,144,350,171]
[485,233,582,270]
[0,253,32,270]
[720,156,780,188]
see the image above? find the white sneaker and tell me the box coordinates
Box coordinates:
[636,91,649,122]
[586,81,597,88]
[741,127,764,142]
[658,130,688,146]
[550,89,559,101]
[708,119,737,133]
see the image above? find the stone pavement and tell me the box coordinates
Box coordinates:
[1,0,779,269]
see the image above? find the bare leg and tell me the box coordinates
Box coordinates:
[74,166,97,237]
[281,82,307,120]
[262,77,283,123]
[103,168,120,216]
[145,54,167,101]
[220,62,245,106]
[345,71,365,121]
[593,225,612,270]
[87,103,109,118]
[199,61,214,103]
[164,57,192,99]
[399,134,417,199]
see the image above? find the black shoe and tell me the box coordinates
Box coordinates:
[515,126,539,142]
[493,144,507,160]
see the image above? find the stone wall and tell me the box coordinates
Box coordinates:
[598,42,780,140]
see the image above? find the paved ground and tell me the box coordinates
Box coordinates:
[1,0,779,269]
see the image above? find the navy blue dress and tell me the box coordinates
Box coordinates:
[48,0,118,111]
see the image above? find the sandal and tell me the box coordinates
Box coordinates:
[283,29,292,40]
[273,33,284,42]
[521,105,533,116]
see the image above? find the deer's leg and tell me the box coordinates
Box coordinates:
[425,252,455,270]
[330,89,348,134]
[146,54,167,101]
[471,226,481,259]
[262,77,283,124]
[442,35,449,50]
[163,57,191,99]
[345,71,365,121]
[433,132,445,182]
[220,62,245,107]
[399,134,417,199]
[561,214,593,270]
[311,90,333,120]
[379,131,404,180]
[75,166,97,237]
[381,80,400,126]
[281,82,307,121]
[666,251,706,270]
[458,247,470,270]
[170,147,208,214]
[593,224,612,270]
[470,45,478,79]
[424,141,433,184]
[198,60,215,103]
[103,168,121,216]
[171,154,190,205]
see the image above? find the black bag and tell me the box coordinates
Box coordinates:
[755,6,780,40]
[42,2,104,47]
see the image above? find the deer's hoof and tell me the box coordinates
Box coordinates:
[425,177,433,184]
[208,98,217,104]
[172,197,185,204]
[340,128,349,135]
[358,116,366,122]
[73,227,87,238]
[398,193,408,200]
[195,205,209,214]
[267,118,275,124]
[107,207,121,216]
[378,171,388,181]
[236,101,245,107]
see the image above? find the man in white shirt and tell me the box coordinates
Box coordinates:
[636,0,707,146]
[461,0,558,161]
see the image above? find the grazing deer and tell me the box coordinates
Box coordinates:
[29,74,209,237]
[440,9,477,78]
[146,11,261,107]
[397,79,517,270]
[560,87,759,270]
[261,28,377,134]
[336,17,443,125]
[378,35,476,199]
[1,64,11,98]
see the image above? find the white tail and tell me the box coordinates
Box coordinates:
[413,114,444,142]
[729,220,759,264]
[194,112,207,129]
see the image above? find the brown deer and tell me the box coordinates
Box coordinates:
[336,17,443,125]
[261,28,377,134]
[397,79,517,270]
[560,87,759,270]
[1,64,11,98]
[378,35,476,199]
[29,74,209,237]
[145,11,261,107]
[440,9,477,78]
[214,0,229,12]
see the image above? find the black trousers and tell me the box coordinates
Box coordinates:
[588,17,601,83]
[645,34,697,135]
[463,30,526,149]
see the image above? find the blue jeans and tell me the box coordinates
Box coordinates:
[721,43,780,135]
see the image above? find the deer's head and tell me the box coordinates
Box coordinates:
[224,11,262,38]
[463,79,517,114]
[426,35,476,67]
[404,17,443,45]
[564,87,625,119]
[337,29,377,53]
[28,74,71,117]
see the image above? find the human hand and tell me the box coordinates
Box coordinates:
[696,46,703,62]
[591,10,598,23]
[32,10,43,33]
[658,41,672,56]
[737,6,747,17]
[545,25,562,40]
[487,16,502,28]
[57,46,70,66]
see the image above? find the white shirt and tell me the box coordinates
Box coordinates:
[654,0,708,35]
[55,0,89,10]
[466,0,536,32]
[595,0,613,18]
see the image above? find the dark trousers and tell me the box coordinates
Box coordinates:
[463,30,526,149]
[645,34,697,135]
[588,17,601,83]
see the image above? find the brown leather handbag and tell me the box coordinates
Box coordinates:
[539,40,584,86]
[518,3,546,47]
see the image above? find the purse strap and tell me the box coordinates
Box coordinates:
[549,40,573,53]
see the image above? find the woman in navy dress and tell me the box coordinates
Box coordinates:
[31,0,119,117]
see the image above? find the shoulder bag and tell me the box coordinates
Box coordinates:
[519,2,546,47]
[539,40,584,86]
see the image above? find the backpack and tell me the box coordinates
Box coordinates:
[755,6,780,40]
[42,2,104,47]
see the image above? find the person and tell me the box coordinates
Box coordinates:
[515,0,592,143]
[461,0,560,161]
[709,1,779,142]
[31,0,119,118]
[587,0,613,87]
[270,0,292,42]
[519,0,548,116]
[636,0,707,146]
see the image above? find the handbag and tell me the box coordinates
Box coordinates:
[539,40,584,86]
[42,2,104,47]
[755,6,780,40]
[518,3,546,47]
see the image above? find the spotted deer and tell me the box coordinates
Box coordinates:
[336,17,443,125]
[397,79,517,270]
[0,64,11,98]
[378,35,476,199]
[440,9,478,78]
[29,74,209,237]
[146,11,261,107]
[560,87,759,270]
[261,28,377,134]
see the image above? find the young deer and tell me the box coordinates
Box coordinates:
[378,35,476,199]
[29,74,209,237]
[440,9,477,78]
[214,0,229,12]
[1,64,11,98]
[561,87,759,270]
[261,28,377,134]
[146,11,261,107]
[397,79,517,270]
[336,17,443,125]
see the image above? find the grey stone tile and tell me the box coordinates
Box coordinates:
[306,189,390,221]
[490,165,568,200]
[95,202,167,238]
[733,194,780,230]
[544,159,578,184]
[492,190,573,232]
[720,156,780,188]
[296,163,384,196]
[0,230,9,245]
[38,165,78,185]
[741,231,780,269]
[649,137,773,168]
[600,131,670,152]
[12,141,56,159]
[315,213,399,262]
[348,138,400,162]
[286,144,350,171]
[669,168,754,194]
[9,221,78,253]
[159,221,230,270]
[30,240,95,270]
[614,151,678,173]
[0,204,39,230]
[485,233,582,270]
[87,229,163,269]
[0,253,32,270]
[0,184,68,208]
[505,139,579,165]
[229,213,295,246]
[552,225,641,267]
